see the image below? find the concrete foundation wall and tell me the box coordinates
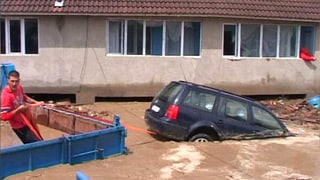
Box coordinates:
[0,16,319,103]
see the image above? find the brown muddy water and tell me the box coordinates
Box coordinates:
[1,102,320,180]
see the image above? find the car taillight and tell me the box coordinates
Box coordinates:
[166,105,180,120]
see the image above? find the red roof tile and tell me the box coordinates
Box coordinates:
[1,0,320,21]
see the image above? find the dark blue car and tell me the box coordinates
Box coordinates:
[145,81,292,142]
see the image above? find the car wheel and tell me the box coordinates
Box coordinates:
[189,133,213,142]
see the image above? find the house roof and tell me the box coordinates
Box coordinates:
[1,0,320,22]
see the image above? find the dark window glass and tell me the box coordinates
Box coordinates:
[127,20,143,55]
[25,19,38,54]
[157,82,183,102]
[300,26,315,54]
[183,22,201,56]
[146,21,163,55]
[223,25,237,56]
[0,19,6,54]
[10,20,21,53]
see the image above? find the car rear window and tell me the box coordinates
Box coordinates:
[157,82,183,103]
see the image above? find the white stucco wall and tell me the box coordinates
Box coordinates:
[0,15,319,103]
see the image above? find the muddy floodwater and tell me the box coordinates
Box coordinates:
[1,102,320,180]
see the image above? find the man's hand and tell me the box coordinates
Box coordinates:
[36,101,45,106]
[28,101,45,107]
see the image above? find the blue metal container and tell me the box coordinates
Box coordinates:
[0,114,127,179]
[1,63,16,90]
[307,96,320,109]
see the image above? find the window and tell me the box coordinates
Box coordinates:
[0,18,39,55]
[300,26,315,54]
[252,106,282,130]
[262,25,277,57]
[25,19,39,54]
[218,97,248,121]
[279,25,298,57]
[240,24,260,57]
[165,21,181,56]
[183,90,216,112]
[108,20,201,56]
[0,19,5,54]
[157,82,183,103]
[223,24,315,58]
[108,20,124,54]
[184,22,201,56]
[127,20,143,55]
[223,25,237,56]
[146,21,163,55]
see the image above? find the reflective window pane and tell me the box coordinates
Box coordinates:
[165,22,181,56]
[240,24,260,57]
[127,20,143,55]
[0,19,5,54]
[9,20,21,53]
[279,25,298,57]
[223,25,237,56]
[109,20,124,54]
[262,25,277,57]
[183,22,200,56]
[25,19,38,54]
[146,21,163,55]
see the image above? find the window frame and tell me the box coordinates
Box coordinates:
[223,23,315,59]
[0,17,39,55]
[107,19,202,57]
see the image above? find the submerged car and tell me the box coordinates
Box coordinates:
[145,81,292,142]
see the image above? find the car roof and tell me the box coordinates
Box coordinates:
[176,80,262,106]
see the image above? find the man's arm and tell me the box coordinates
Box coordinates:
[21,85,44,106]
[1,94,30,121]
[25,96,44,105]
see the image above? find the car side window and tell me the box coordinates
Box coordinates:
[252,106,282,130]
[218,97,248,121]
[183,90,216,112]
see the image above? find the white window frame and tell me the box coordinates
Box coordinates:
[1,17,39,55]
[107,19,201,57]
[223,23,312,59]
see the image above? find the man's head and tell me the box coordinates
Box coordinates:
[7,70,20,91]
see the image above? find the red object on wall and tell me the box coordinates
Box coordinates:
[300,48,316,61]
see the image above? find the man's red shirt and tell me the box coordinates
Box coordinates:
[1,85,28,129]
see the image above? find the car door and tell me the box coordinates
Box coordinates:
[215,96,257,139]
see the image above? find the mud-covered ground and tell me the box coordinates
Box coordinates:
[260,98,320,130]
[1,99,320,180]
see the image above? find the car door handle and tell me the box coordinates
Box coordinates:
[217,120,224,124]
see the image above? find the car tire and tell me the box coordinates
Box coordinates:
[189,133,213,142]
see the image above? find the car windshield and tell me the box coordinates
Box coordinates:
[156,82,183,103]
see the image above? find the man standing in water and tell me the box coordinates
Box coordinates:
[1,70,44,144]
